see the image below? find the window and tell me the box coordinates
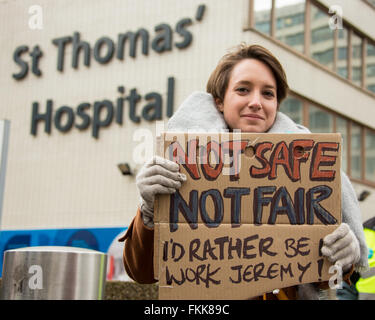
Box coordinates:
[364,0,375,7]
[249,0,375,94]
[275,0,305,53]
[351,123,362,179]
[254,0,272,36]
[337,28,348,79]
[365,130,375,182]
[310,4,334,70]
[336,117,348,173]
[351,33,363,86]
[278,93,374,184]
[366,41,375,93]
[308,105,333,133]
[280,96,304,124]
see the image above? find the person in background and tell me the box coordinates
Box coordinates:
[120,44,369,299]
[336,267,360,300]
[336,216,375,300]
[355,217,375,300]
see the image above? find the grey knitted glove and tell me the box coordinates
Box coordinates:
[321,223,360,272]
[136,156,187,228]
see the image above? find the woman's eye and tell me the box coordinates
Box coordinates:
[236,87,248,93]
[263,91,275,98]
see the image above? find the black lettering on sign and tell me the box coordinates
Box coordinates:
[189,238,203,262]
[306,185,337,225]
[259,237,277,257]
[284,237,311,258]
[223,187,250,227]
[228,238,242,260]
[170,190,198,232]
[228,262,298,284]
[268,187,297,225]
[199,189,223,228]
[253,186,276,225]
[280,263,294,281]
[242,235,258,259]
[165,264,221,288]
[297,262,312,283]
[213,236,229,260]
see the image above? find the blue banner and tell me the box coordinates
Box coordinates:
[0,227,127,276]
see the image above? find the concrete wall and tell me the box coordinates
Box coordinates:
[1,0,238,229]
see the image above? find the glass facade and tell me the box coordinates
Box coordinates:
[365,0,375,7]
[310,4,334,70]
[275,0,305,53]
[278,94,375,184]
[280,96,303,125]
[365,130,375,182]
[337,28,348,79]
[250,1,375,185]
[308,104,333,133]
[351,123,362,180]
[336,117,348,173]
[367,41,375,93]
[250,0,375,95]
[254,0,272,36]
[351,33,363,86]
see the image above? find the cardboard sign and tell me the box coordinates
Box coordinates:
[154,132,341,299]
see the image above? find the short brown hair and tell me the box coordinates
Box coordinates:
[206,44,289,106]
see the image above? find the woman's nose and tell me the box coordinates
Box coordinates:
[248,92,262,110]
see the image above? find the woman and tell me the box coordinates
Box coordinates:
[120,44,368,299]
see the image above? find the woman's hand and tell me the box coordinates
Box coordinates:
[321,223,360,272]
[136,156,187,228]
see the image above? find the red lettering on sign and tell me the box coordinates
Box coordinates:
[310,142,338,181]
[290,139,314,181]
[170,139,200,179]
[201,141,223,181]
[269,141,293,180]
[250,142,273,178]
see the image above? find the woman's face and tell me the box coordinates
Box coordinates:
[216,58,278,133]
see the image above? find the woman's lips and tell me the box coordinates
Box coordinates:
[241,114,265,120]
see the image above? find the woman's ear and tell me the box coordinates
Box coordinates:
[215,98,224,112]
